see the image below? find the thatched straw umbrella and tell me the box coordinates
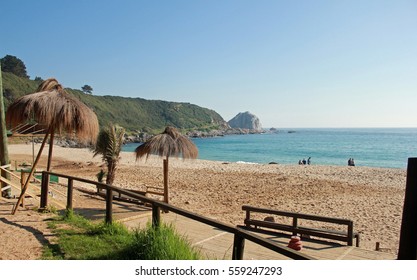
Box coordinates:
[6,78,99,214]
[134,126,198,204]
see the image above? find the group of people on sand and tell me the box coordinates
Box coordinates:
[298,157,311,165]
[296,157,356,166]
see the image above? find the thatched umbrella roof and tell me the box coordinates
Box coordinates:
[135,126,198,204]
[6,78,98,143]
[135,126,198,160]
[6,78,99,214]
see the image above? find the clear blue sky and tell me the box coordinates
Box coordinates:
[1,0,416,128]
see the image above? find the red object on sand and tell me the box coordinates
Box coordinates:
[288,236,303,251]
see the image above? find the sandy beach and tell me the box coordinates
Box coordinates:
[2,143,407,258]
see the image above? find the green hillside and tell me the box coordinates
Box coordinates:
[2,72,39,108]
[2,72,226,133]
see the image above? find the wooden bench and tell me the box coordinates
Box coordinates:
[241,205,360,247]
[96,185,146,197]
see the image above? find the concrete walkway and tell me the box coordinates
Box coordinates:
[121,211,396,260]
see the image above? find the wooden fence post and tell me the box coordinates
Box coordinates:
[232,234,245,260]
[163,159,169,204]
[152,204,160,228]
[40,172,49,209]
[20,171,27,207]
[292,217,298,236]
[105,187,113,224]
[347,221,354,246]
[0,63,11,198]
[67,178,73,211]
[398,158,417,259]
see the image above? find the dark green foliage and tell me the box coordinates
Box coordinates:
[69,89,225,133]
[81,84,93,94]
[1,55,29,78]
[2,71,225,133]
[1,72,40,108]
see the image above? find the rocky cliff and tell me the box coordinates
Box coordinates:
[227,111,263,131]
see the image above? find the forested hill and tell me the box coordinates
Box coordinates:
[1,71,227,133]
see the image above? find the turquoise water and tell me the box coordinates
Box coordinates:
[123,128,417,169]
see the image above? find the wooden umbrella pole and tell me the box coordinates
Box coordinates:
[46,131,54,171]
[163,158,169,204]
[12,131,50,214]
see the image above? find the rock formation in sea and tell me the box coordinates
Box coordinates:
[227,111,263,132]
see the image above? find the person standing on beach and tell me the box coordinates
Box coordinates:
[307,157,311,165]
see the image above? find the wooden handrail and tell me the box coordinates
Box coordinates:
[243,205,354,225]
[242,205,359,247]
[0,165,20,180]
[40,171,314,260]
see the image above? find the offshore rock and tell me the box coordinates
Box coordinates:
[228,111,263,131]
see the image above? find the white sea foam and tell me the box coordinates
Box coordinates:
[236,161,259,165]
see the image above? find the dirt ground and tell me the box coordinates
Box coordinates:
[0,198,54,260]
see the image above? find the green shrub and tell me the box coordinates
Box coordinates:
[124,223,202,260]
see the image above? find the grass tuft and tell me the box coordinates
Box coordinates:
[120,223,202,260]
[43,210,201,260]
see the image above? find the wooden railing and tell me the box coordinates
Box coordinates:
[39,171,314,260]
[241,205,360,247]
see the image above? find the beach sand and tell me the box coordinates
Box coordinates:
[2,143,407,258]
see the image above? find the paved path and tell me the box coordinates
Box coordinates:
[121,212,396,260]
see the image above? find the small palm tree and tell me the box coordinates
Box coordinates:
[96,169,107,183]
[93,124,125,185]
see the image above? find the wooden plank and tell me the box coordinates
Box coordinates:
[0,176,38,198]
[244,219,359,246]
[13,178,63,208]
[243,206,359,246]
[243,205,353,225]
[1,185,11,191]
[0,166,20,180]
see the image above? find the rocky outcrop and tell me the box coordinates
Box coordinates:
[227,111,262,131]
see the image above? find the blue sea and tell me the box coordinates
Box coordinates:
[123,128,417,169]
